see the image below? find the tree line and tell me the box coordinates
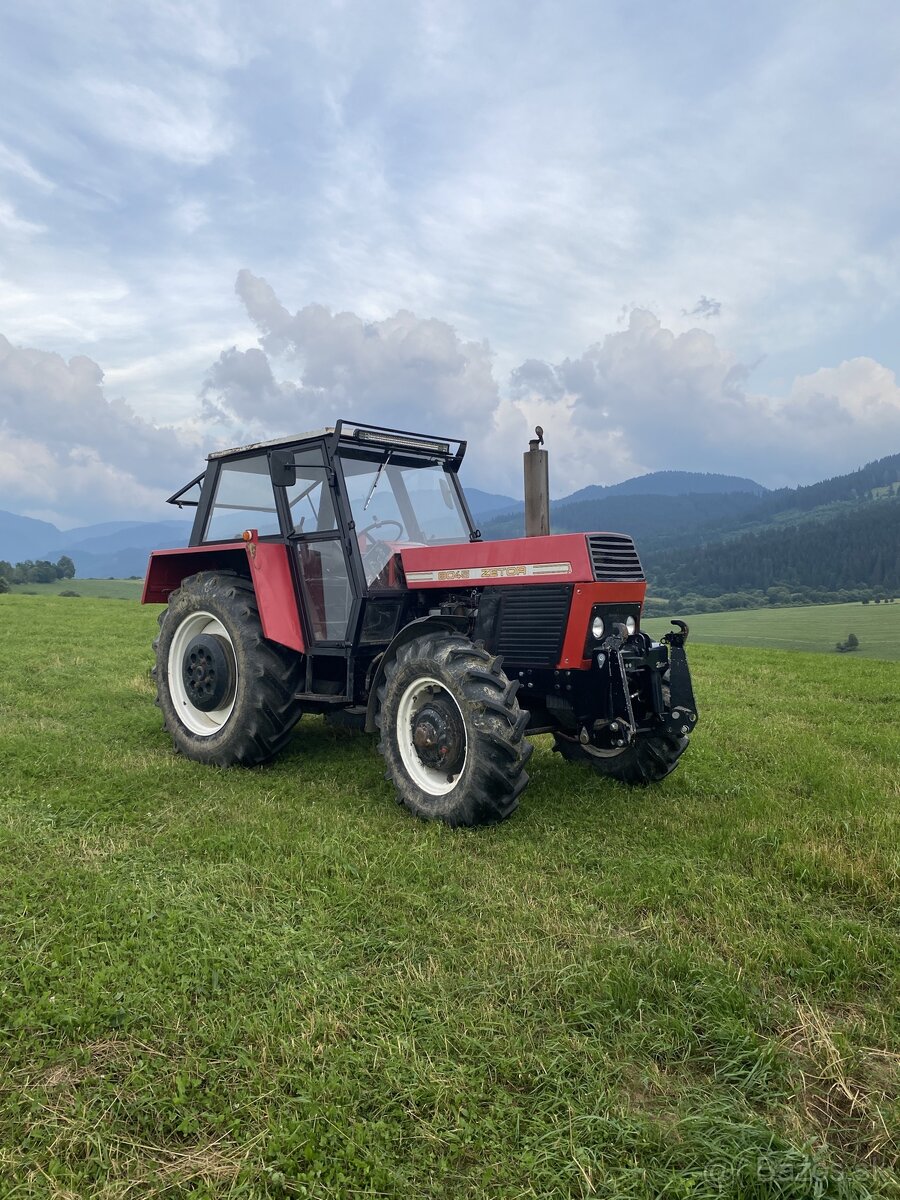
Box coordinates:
[0,556,76,592]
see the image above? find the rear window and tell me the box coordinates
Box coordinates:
[204,456,280,542]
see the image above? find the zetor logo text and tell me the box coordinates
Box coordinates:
[427,562,572,583]
[435,565,528,581]
[479,565,527,578]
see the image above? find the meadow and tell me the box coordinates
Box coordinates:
[644,602,900,661]
[6,579,143,600]
[0,595,898,1198]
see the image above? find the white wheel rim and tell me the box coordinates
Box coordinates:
[396,675,467,796]
[167,611,237,737]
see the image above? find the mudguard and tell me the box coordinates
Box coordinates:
[142,536,304,653]
[363,614,467,733]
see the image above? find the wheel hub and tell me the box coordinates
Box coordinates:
[410,695,466,776]
[181,634,235,712]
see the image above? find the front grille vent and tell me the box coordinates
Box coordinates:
[586,534,645,582]
[494,585,571,666]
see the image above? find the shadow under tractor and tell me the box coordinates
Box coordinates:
[143,420,698,825]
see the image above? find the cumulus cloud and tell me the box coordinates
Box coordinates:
[5,292,900,528]
[203,281,900,496]
[507,310,900,487]
[204,272,507,473]
[0,334,198,524]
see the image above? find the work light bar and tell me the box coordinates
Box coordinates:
[353,429,451,455]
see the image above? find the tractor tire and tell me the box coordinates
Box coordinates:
[376,633,532,827]
[152,571,304,767]
[552,729,689,785]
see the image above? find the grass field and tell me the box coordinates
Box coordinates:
[1,595,898,1198]
[644,602,900,661]
[6,578,143,600]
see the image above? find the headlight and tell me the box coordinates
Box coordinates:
[625,616,636,637]
[591,615,605,639]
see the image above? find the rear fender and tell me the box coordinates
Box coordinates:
[142,544,247,604]
[364,614,467,733]
[142,540,304,653]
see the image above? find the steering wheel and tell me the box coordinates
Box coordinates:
[359,517,403,540]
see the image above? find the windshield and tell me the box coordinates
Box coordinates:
[341,453,471,582]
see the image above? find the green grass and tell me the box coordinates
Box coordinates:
[645,602,900,661]
[6,578,143,600]
[1,595,898,1198]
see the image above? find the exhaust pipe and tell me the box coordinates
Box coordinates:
[524,426,550,537]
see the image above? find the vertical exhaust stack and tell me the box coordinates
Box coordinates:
[524,425,550,537]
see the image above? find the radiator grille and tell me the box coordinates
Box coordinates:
[494,585,571,665]
[586,533,645,582]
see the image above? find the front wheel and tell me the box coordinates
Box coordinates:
[152,571,305,766]
[377,633,532,826]
[552,729,689,785]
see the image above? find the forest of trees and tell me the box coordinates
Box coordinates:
[749,452,900,518]
[0,556,76,592]
[647,498,900,612]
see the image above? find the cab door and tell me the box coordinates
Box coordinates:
[277,446,356,646]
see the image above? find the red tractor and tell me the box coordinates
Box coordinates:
[143,420,697,825]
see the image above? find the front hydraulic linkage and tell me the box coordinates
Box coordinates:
[660,620,699,738]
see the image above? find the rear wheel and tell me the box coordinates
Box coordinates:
[377,633,532,826]
[152,571,304,766]
[552,729,689,785]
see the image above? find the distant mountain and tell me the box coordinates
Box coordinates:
[476,470,767,539]
[481,490,764,543]
[464,487,521,522]
[46,521,192,560]
[0,509,61,564]
[52,520,152,544]
[480,451,900,605]
[562,471,767,504]
[0,511,191,578]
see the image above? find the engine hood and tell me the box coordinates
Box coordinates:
[399,533,595,587]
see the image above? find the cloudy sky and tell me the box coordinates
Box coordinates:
[1,0,899,526]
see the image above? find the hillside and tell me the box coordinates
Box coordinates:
[642,456,900,608]
[753,452,900,518]
[484,490,764,546]
[646,499,900,605]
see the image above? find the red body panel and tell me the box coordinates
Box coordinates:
[142,538,304,654]
[401,533,647,671]
[141,543,247,603]
[558,581,647,669]
[246,540,304,652]
[400,533,592,586]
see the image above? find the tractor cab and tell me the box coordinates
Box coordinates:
[167,421,474,650]
[144,418,698,827]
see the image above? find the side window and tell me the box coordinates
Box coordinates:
[204,456,280,542]
[284,448,337,533]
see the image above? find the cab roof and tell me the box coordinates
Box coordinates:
[170,420,467,509]
[206,419,464,464]
[207,429,333,460]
